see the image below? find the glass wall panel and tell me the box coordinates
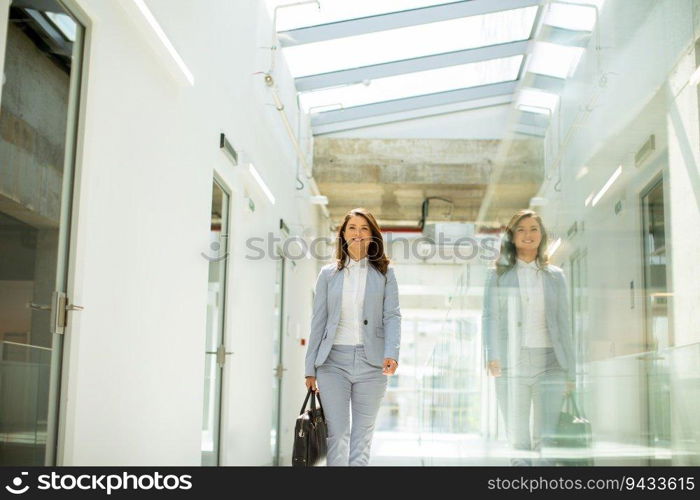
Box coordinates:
[368,0,700,467]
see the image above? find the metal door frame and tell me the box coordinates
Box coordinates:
[210,175,233,466]
[272,246,286,466]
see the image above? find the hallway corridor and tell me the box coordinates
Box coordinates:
[0,0,699,467]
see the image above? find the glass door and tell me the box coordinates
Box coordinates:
[270,249,286,465]
[0,3,84,465]
[640,176,671,463]
[201,180,232,466]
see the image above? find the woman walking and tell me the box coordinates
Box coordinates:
[482,209,575,465]
[304,208,401,466]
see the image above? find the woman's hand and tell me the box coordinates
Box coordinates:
[487,360,502,377]
[305,376,318,393]
[382,358,398,375]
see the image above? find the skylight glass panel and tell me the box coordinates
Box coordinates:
[283,6,537,77]
[300,55,522,112]
[543,2,597,31]
[45,12,77,42]
[527,41,584,78]
[268,0,451,32]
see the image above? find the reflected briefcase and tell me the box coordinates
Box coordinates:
[554,392,594,466]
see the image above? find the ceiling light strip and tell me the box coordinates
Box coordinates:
[120,0,194,86]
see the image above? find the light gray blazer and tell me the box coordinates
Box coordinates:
[481,263,575,380]
[305,262,401,377]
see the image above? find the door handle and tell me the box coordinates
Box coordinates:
[274,364,288,379]
[28,302,51,311]
[207,345,234,367]
[29,302,84,312]
[29,292,84,335]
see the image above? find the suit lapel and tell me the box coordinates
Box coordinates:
[330,263,343,284]
[542,267,554,326]
[503,265,521,321]
[363,263,379,317]
[498,266,519,292]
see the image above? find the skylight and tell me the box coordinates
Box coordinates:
[267,0,452,32]
[282,6,537,77]
[45,12,77,42]
[299,55,522,112]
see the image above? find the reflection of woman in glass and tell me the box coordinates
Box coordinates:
[482,209,575,465]
[304,208,401,466]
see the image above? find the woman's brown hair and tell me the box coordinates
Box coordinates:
[335,208,390,275]
[496,209,550,276]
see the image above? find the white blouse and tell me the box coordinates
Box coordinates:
[333,256,368,345]
[516,258,552,348]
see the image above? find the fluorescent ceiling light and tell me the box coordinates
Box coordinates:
[282,7,537,77]
[130,0,194,86]
[308,103,344,114]
[518,104,551,115]
[249,164,276,205]
[584,192,594,206]
[267,0,449,31]
[310,195,329,205]
[299,55,522,111]
[45,12,77,42]
[517,88,559,113]
[544,2,597,31]
[547,237,562,257]
[530,196,548,207]
[527,41,584,78]
[576,166,589,180]
[591,165,622,207]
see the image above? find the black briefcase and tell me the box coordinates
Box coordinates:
[292,388,328,467]
[554,392,594,466]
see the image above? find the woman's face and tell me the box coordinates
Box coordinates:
[512,216,542,253]
[343,215,372,255]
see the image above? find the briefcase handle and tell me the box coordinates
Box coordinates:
[562,392,584,418]
[299,388,326,421]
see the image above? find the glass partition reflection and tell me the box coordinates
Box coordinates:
[370,0,700,466]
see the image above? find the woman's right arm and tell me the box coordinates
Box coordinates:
[304,267,329,383]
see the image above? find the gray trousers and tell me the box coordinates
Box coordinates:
[316,345,388,466]
[495,347,566,466]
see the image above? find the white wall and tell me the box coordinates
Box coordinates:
[38,0,327,465]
